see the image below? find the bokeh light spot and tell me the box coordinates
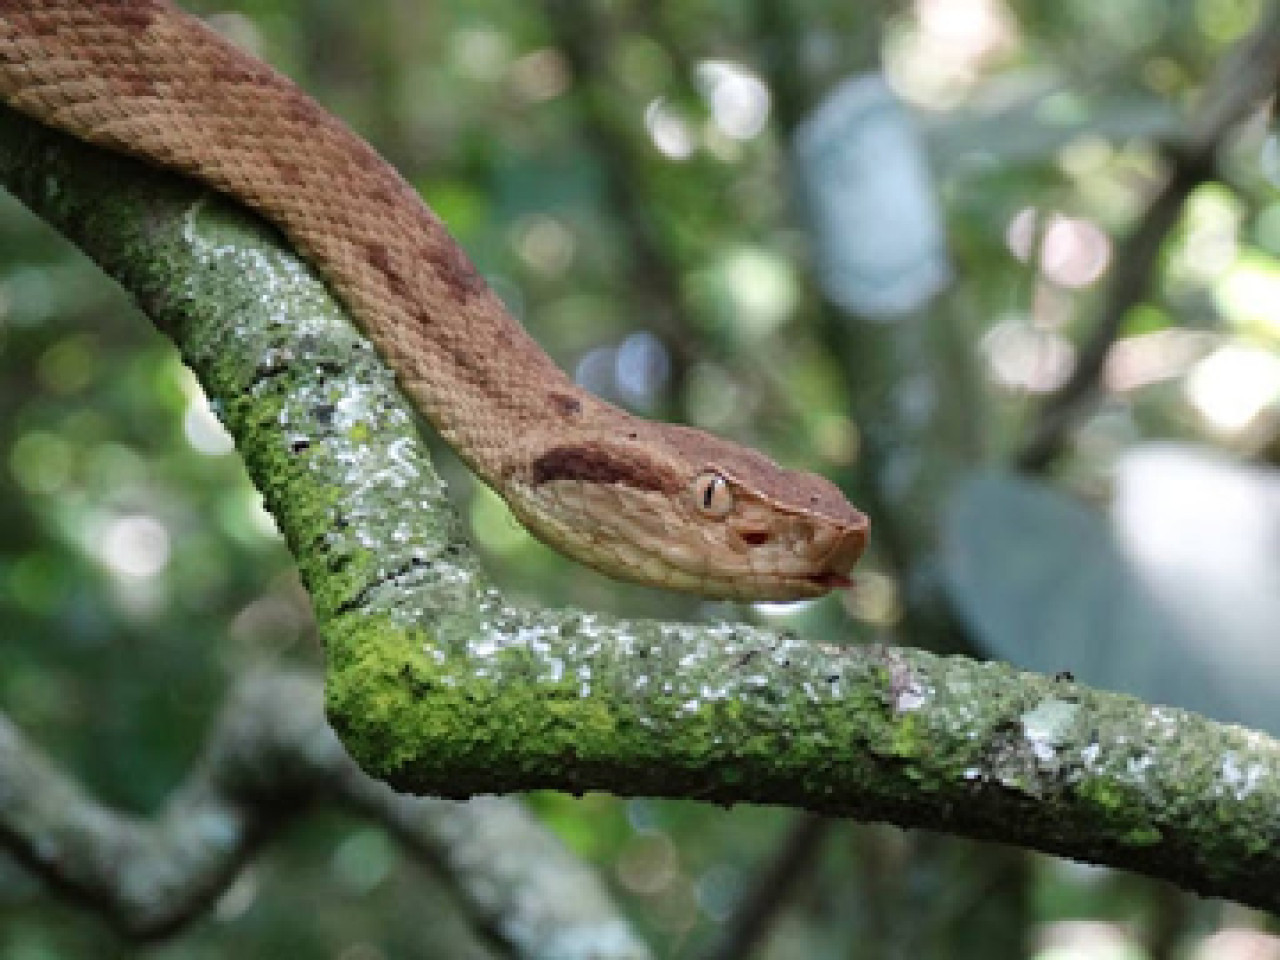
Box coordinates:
[695,61,770,140]
[1185,344,1280,434]
[38,334,96,394]
[96,515,171,579]
[331,829,396,895]
[184,399,236,456]
[982,320,1075,392]
[514,214,576,277]
[645,98,695,159]
[10,430,72,495]
[616,831,678,896]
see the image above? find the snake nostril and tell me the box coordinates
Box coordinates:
[740,530,770,546]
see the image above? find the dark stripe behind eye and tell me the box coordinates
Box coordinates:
[530,443,680,494]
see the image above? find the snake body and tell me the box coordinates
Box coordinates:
[0,0,867,599]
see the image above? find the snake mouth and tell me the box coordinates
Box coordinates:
[807,571,853,591]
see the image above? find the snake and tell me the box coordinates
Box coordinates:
[0,0,868,600]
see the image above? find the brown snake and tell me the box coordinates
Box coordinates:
[0,0,867,600]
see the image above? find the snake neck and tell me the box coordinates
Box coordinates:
[0,1,871,600]
[0,0,591,492]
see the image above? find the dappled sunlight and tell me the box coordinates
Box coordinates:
[1104,328,1212,391]
[508,48,570,103]
[1033,920,1140,960]
[1006,208,1113,288]
[1170,185,1243,286]
[840,569,901,626]
[1193,929,1280,960]
[615,331,670,409]
[645,97,695,159]
[615,830,679,896]
[684,362,743,431]
[9,429,72,495]
[1185,344,1280,434]
[572,333,672,412]
[1113,446,1280,701]
[513,213,576,277]
[1215,252,1280,335]
[695,61,770,141]
[450,27,511,82]
[94,514,170,579]
[716,247,798,338]
[184,400,235,456]
[981,320,1075,392]
[885,0,1018,108]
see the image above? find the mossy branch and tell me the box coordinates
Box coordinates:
[3,105,1280,914]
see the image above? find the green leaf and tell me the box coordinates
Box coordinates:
[942,448,1280,733]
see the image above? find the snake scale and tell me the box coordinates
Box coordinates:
[0,0,867,600]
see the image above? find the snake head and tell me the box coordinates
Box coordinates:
[507,420,868,601]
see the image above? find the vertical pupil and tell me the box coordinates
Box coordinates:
[702,479,715,508]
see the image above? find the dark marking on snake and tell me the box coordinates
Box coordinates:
[531,443,680,493]
[428,237,485,300]
[284,93,327,129]
[366,241,409,298]
[273,156,303,186]
[549,392,582,419]
[118,66,155,99]
[94,1,161,31]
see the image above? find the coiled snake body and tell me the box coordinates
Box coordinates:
[0,0,867,599]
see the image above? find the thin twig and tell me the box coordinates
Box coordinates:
[702,814,831,960]
[536,0,819,433]
[1017,6,1280,471]
[536,0,698,390]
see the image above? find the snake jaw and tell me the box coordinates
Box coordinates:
[804,571,853,592]
[773,515,866,597]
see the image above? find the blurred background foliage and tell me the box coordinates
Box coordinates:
[1,0,1278,956]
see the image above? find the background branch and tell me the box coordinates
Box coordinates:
[702,813,829,960]
[0,669,650,958]
[1016,6,1280,471]
[534,0,811,435]
[536,0,697,387]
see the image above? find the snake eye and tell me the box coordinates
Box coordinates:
[691,470,734,518]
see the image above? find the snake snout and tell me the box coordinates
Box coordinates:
[811,520,868,587]
[828,524,868,570]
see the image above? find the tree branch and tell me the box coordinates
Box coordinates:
[534,0,805,430]
[536,0,698,385]
[0,670,650,958]
[702,813,830,960]
[1016,6,1280,471]
[4,103,1280,913]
